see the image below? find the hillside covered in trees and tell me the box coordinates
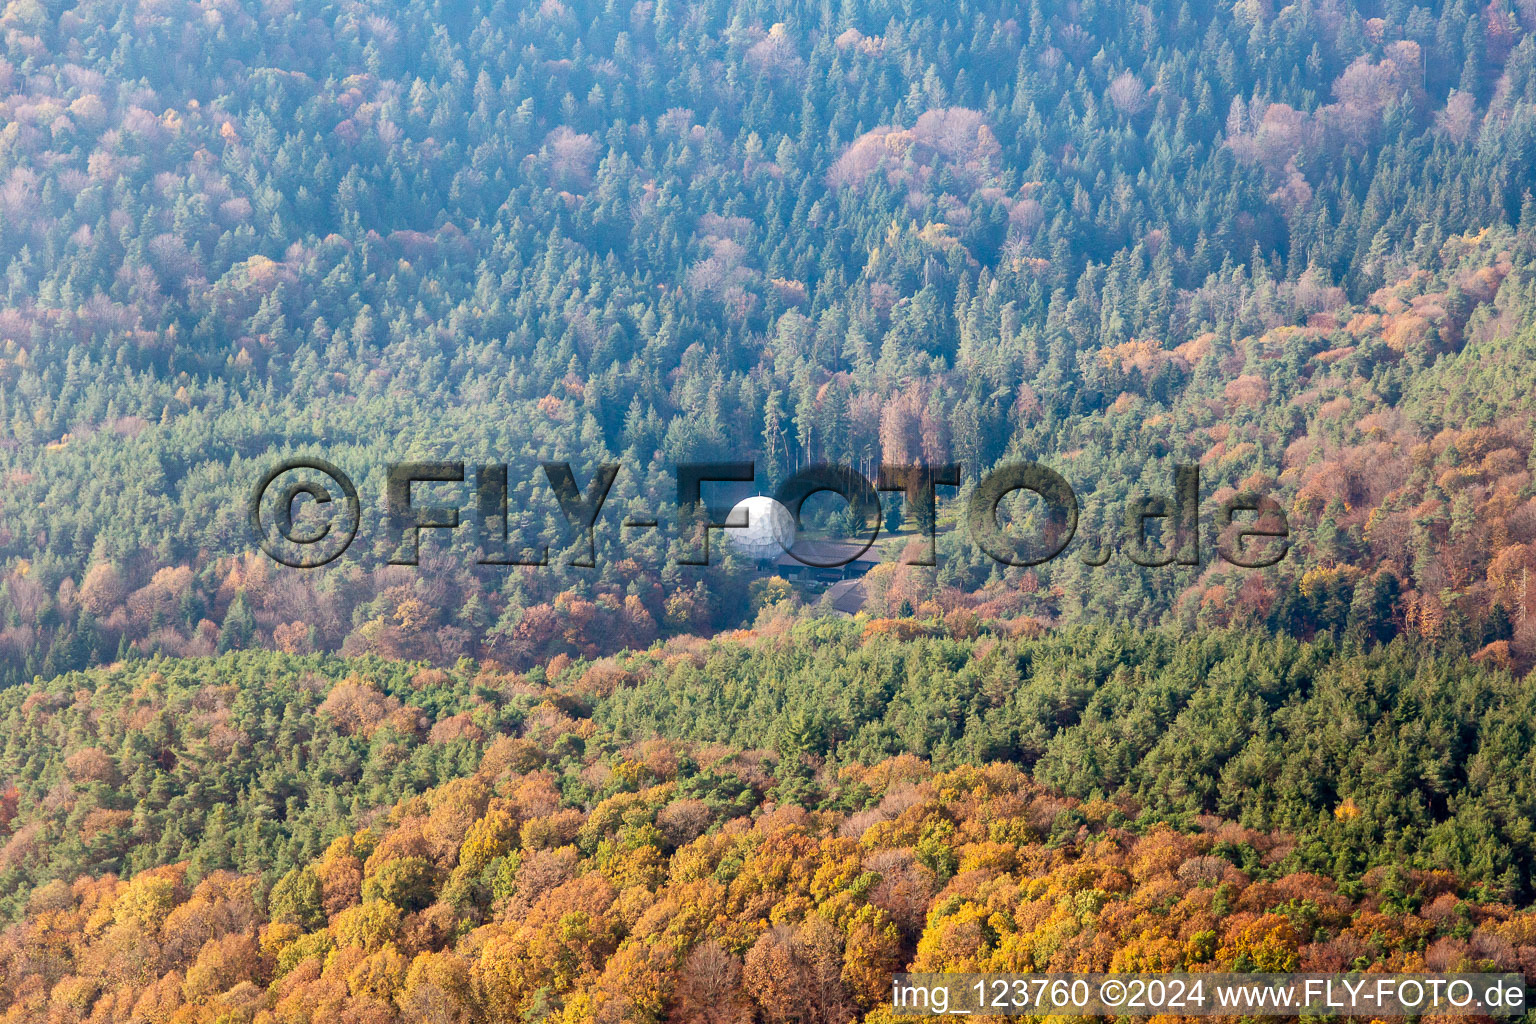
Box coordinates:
[7,0,1536,1018]
[0,627,1534,1022]
[4,0,1536,683]
[6,625,1535,924]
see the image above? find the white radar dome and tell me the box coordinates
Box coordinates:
[725,495,795,560]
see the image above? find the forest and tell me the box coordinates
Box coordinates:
[4,0,1536,1019]
[0,628,1533,1021]
[4,0,1536,682]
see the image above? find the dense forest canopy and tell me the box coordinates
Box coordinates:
[5,0,1536,1020]
[4,0,1536,682]
[0,630,1534,1021]
[5,625,1535,919]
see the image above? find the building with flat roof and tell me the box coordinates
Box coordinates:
[771,540,880,583]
